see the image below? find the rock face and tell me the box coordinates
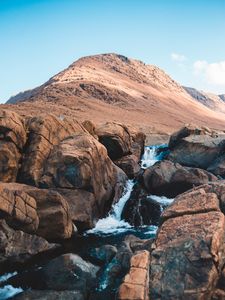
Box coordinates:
[0,220,56,271]
[118,250,150,300]
[0,182,73,240]
[0,110,26,182]
[0,183,38,233]
[114,154,140,179]
[150,183,225,300]
[18,114,86,186]
[40,132,126,224]
[143,160,217,197]
[96,122,132,160]
[168,125,225,169]
[13,290,84,300]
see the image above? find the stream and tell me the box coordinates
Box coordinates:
[0,144,173,299]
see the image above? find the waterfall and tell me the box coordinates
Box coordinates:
[0,273,23,299]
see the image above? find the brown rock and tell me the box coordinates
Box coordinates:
[114,154,140,179]
[130,250,150,269]
[0,183,38,233]
[0,110,26,182]
[168,125,225,169]
[0,220,57,271]
[82,120,98,139]
[150,211,225,299]
[143,160,218,197]
[96,122,132,160]
[18,114,86,185]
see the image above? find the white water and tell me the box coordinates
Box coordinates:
[141,146,159,169]
[0,272,23,300]
[87,180,135,235]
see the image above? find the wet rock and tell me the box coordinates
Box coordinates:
[207,154,225,177]
[40,133,127,224]
[96,122,132,160]
[118,250,150,300]
[13,290,84,300]
[150,211,225,299]
[18,114,86,186]
[0,110,26,182]
[0,220,57,271]
[114,154,140,179]
[0,183,38,233]
[168,125,225,169]
[0,183,73,240]
[121,183,161,226]
[143,160,218,197]
[90,245,117,264]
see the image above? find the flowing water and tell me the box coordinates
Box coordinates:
[0,144,173,299]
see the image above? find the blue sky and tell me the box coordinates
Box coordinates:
[0,0,225,103]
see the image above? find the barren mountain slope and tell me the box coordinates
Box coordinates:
[4,53,225,134]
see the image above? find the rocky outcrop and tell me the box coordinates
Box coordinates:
[114,154,140,179]
[143,160,218,197]
[118,250,150,300]
[0,110,26,182]
[0,182,73,240]
[18,114,86,186]
[168,125,225,169]
[150,183,225,299]
[0,183,38,233]
[0,220,57,271]
[40,133,127,224]
[96,122,132,160]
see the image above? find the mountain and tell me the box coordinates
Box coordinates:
[4,53,225,134]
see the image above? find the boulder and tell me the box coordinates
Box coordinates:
[114,154,140,179]
[40,133,127,222]
[121,183,161,226]
[150,183,225,300]
[0,110,26,182]
[0,183,73,240]
[128,126,146,159]
[18,114,86,186]
[82,120,98,139]
[207,154,225,177]
[90,245,117,264]
[168,125,225,169]
[0,220,57,272]
[0,183,38,233]
[96,122,132,160]
[118,250,150,300]
[13,290,84,300]
[143,160,218,197]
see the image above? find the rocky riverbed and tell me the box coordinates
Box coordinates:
[0,110,225,299]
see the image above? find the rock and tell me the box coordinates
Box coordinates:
[90,245,117,264]
[0,183,38,233]
[143,160,218,197]
[82,120,98,139]
[41,254,98,297]
[0,182,73,240]
[118,250,150,300]
[150,210,225,299]
[168,125,225,169]
[207,154,225,177]
[0,110,26,182]
[128,126,146,159]
[18,114,86,186]
[13,290,84,300]
[114,154,140,179]
[96,122,132,160]
[121,183,161,226]
[40,133,127,224]
[0,220,57,271]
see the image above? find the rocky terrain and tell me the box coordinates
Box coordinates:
[2,53,225,136]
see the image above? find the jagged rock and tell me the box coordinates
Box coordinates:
[114,154,140,179]
[118,250,150,300]
[96,122,132,160]
[40,133,127,225]
[150,184,225,300]
[0,183,38,233]
[18,114,86,186]
[0,183,73,240]
[168,125,225,169]
[143,160,217,197]
[0,110,26,182]
[13,290,84,300]
[0,220,57,271]
[121,183,161,226]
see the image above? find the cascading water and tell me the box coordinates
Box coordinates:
[0,273,23,299]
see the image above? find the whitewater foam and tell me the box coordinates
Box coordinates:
[0,272,23,300]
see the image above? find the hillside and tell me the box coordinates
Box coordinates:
[3,53,225,134]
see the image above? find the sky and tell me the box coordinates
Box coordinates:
[0,0,225,103]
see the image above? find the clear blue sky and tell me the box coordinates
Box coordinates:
[1,0,225,103]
